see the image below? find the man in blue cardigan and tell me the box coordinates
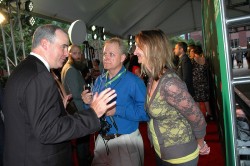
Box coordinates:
[82,37,149,166]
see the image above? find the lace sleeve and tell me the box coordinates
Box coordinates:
[160,76,207,138]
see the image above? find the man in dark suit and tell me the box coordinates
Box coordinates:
[174,42,195,97]
[0,82,3,166]
[3,24,117,166]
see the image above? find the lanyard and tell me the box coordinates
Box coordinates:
[105,69,126,87]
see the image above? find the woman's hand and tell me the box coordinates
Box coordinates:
[197,139,210,155]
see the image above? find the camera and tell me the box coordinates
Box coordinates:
[99,116,112,134]
[107,97,117,104]
[84,84,91,91]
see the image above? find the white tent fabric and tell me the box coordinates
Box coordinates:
[29,0,250,38]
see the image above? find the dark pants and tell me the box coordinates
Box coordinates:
[155,152,198,166]
[0,117,4,166]
[77,135,91,166]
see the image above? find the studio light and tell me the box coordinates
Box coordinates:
[25,0,33,12]
[93,33,98,40]
[129,35,133,40]
[101,34,106,41]
[25,16,35,26]
[100,27,105,33]
[128,35,135,46]
[91,25,106,40]
[28,16,35,26]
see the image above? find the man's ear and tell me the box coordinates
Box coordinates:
[121,54,126,63]
[40,39,48,50]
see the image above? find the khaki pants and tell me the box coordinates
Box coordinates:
[91,129,144,166]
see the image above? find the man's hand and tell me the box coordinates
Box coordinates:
[90,88,117,118]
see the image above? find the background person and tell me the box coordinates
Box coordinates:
[134,29,210,166]
[61,44,86,113]
[174,41,195,97]
[246,42,250,69]
[61,44,91,166]
[235,46,243,68]
[82,37,149,166]
[3,24,117,166]
[187,44,196,60]
[192,45,213,120]
[128,54,141,78]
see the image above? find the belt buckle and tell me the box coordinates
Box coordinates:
[102,134,121,140]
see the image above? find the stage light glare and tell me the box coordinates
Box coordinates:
[25,0,33,12]
[0,12,5,24]
[91,25,96,32]
[93,33,98,40]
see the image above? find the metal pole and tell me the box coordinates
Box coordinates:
[16,0,26,59]
[226,15,250,25]
[221,0,239,165]
[7,3,18,66]
[1,24,11,76]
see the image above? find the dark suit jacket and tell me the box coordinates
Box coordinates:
[0,83,3,166]
[176,54,195,97]
[3,55,100,166]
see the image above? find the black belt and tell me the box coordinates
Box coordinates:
[101,134,122,140]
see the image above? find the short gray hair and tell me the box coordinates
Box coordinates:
[31,24,67,49]
[104,37,127,55]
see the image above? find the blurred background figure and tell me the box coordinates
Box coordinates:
[174,41,195,97]
[188,44,196,60]
[246,42,250,69]
[192,45,213,120]
[235,46,243,68]
[90,59,101,82]
[128,54,141,78]
[84,59,101,85]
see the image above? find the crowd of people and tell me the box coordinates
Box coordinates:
[0,24,212,166]
[173,42,213,120]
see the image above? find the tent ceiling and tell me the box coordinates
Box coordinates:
[28,0,250,38]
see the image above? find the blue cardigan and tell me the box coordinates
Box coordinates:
[92,66,149,134]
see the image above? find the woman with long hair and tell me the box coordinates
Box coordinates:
[134,29,210,166]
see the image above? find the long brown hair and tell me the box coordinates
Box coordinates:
[135,29,174,80]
